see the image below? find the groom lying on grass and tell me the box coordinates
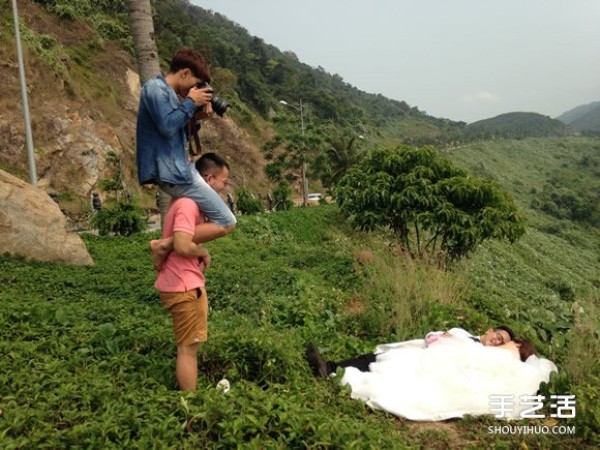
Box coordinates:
[306,325,515,377]
[304,326,556,422]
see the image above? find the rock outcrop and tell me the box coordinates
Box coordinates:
[0,170,94,266]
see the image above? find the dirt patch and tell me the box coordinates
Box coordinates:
[355,249,375,264]
[342,296,367,316]
[400,420,475,449]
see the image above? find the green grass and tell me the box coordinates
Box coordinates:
[2,138,598,448]
[448,137,600,223]
[447,137,599,345]
[1,203,596,448]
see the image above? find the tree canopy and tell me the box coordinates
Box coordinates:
[335,145,526,260]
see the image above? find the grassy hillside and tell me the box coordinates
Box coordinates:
[465,112,573,140]
[1,201,596,447]
[448,137,599,294]
[557,101,600,133]
[570,105,600,133]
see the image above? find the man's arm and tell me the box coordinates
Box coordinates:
[173,231,209,259]
[142,81,195,137]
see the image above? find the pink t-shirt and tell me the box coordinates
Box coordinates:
[155,198,205,293]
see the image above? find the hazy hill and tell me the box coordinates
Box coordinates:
[556,101,600,132]
[465,112,573,139]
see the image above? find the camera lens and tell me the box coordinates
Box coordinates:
[211,97,231,117]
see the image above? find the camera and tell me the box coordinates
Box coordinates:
[195,82,231,117]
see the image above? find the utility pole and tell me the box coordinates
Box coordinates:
[280,99,309,206]
[12,0,37,185]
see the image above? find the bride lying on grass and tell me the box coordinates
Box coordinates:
[307,337,557,421]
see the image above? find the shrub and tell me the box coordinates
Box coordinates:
[272,181,293,211]
[545,278,576,301]
[235,187,263,215]
[335,144,526,261]
[90,200,148,236]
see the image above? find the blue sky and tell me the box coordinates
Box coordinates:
[194,0,600,123]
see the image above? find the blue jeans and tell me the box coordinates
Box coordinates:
[158,166,236,228]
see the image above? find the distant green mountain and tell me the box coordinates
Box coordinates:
[151,0,464,144]
[556,101,600,132]
[465,112,572,139]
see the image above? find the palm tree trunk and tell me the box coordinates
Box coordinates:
[125,0,161,85]
[125,0,170,228]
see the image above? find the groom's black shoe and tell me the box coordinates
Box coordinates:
[305,343,329,378]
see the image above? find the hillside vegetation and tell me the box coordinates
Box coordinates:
[557,101,600,133]
[447,137,599,344]
[0,206,594,448]
[465,112,573,140]
[1,0,598,447]
[2,0,596,204]
[2,137,598,448]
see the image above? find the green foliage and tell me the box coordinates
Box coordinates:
[272,181,293,211]
[19,24,69,78]
[235,187,263,215]
[90,200,148,236]
[264,104,333,189]
[316,133,366,189]
[532,185,600,226]
[49,3,78,20]
[569,381,600,445]
[465,112,573,140]
[336,144,526,260]
[97,151,126,199]
[0,202,597,447]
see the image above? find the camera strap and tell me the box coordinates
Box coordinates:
[187,119,202,156]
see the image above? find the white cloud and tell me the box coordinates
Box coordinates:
[462,91,502,104]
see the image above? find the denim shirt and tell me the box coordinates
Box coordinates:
[136,76,197,185]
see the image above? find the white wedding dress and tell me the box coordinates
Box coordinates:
[339,338,557,421]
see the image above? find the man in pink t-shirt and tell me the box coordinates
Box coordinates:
[154,152,231,391]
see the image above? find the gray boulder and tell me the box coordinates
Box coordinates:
[0,169,94,266]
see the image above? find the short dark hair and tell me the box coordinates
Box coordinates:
[494,325,516,342]
[169,48,211,82]
[195,152,229,176]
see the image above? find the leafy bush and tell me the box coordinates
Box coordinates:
[272,181,293,211]
[50,3,78,20]
[545,278,576,301]
[90,200,148,236]
[335,144,526,261]
[235,187,263,215]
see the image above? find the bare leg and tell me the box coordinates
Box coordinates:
[150,238,173,271]
[176,342,200,391]
[191,222,235,244]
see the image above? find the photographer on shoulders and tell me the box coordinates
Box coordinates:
[136,48,236,261]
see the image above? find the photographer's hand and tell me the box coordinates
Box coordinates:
[194,102,214,120]
[187,85,213,107]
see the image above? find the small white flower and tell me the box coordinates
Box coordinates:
[216,378,230,394]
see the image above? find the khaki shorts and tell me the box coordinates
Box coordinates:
[159,287,208,346]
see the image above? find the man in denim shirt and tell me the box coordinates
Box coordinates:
[136,48,236,268]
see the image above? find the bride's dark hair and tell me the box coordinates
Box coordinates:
[515,338,537,362]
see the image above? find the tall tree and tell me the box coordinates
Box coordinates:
[335,145,525,262]
[125,0,160,85]
[125,0,170,225]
